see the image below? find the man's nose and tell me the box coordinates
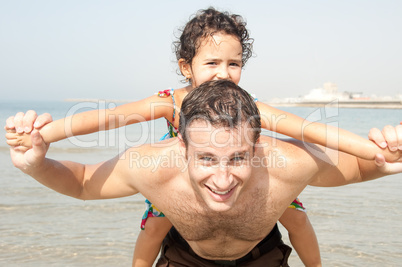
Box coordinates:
[212,164,233,189]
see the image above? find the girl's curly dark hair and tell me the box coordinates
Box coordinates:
[174,8,253,71]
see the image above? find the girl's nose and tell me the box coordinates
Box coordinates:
[216,67,229,79]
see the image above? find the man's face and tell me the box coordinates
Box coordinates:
[182,120,256,212]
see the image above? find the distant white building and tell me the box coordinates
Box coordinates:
[303,82,350,101]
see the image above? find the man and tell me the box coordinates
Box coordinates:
[6,80,402,266]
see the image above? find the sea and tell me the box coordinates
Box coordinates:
[1,100,402,267]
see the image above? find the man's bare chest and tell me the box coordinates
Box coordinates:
[162,188,280,242]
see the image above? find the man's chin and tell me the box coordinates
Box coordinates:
[205,201,234,213]
[203,188,238,212]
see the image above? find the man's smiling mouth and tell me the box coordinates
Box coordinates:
[205,184,236,195]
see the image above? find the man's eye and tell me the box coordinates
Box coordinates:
[201,156,213,161]
[232,156,244,161]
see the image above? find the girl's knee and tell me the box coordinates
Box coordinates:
[143,217,172,239]
[291,211,311,230]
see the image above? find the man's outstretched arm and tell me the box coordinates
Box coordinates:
[309,124,402,187]
[6,111,140,200]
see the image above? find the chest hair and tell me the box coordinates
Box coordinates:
[164,187,280,242]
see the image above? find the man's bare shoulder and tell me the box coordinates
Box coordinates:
[257,135,326,177]
[258,135,312,155]
[121,138,188,199]
[125,137,180,154]
[123,137,187,175]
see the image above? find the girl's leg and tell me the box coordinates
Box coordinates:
[279,208,322,267]
[132,216,173,267]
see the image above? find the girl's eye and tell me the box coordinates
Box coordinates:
[206,62,217,65]
[230,62,241,67]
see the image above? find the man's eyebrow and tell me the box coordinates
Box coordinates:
[195,151,215,157]
[231,151,248,156]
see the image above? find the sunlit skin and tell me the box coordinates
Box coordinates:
[3,33,327,266]
[7,32,244,145]
[181,120,255,212]
[5,109,402,262]
[179,32,243,88]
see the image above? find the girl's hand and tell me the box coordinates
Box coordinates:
[5,132,33,150]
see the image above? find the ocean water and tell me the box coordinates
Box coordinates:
[1,101,402,266]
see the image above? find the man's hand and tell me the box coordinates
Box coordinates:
[5,111,52,151]
[9,130,49,172]
[5,111,52,172]
[369,124,402,174]
[368,124,402,151]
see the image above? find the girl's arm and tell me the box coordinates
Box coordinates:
[257,102,397,161]
[6,94,173,147]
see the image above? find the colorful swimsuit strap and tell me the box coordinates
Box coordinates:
[170,89,176,122]
[157,89,176,121]
[157,88,178,138]
[250,93,258,102]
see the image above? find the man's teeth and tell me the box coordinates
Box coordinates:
[211,188,231,195]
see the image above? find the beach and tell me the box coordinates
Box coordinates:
[1,101,402,266]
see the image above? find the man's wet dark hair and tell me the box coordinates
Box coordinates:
[179,80,261,147]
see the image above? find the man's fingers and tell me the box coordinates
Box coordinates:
[396,125,402,150]
[368,127,387,149]
[34,113,52,129]
[382,125,398,151]
[22,110,38,133]
[13,112,25,134]
[25,130,48,167]
[5,116,16,130]
[5,111,39,133]
[31,130,43,146]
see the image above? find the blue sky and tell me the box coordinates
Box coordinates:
[1,0,401,101]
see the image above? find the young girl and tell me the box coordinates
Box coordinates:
[7,8,386,267]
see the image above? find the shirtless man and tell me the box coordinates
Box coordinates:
[6,80,402,266]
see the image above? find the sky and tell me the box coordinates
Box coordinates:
[1,0,401,102]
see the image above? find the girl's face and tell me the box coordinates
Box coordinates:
[179,33,243,88]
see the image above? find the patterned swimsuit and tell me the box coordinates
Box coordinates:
[140,89,176,230]
[140,89,305,230]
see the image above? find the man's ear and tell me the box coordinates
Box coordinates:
[178,133,187,156]
[253,137,261,154]
[178,58,192,80]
